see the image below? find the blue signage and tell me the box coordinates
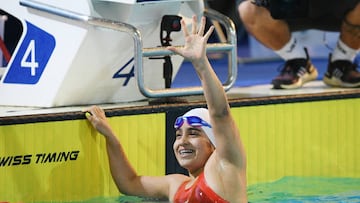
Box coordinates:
[3,21,55,84]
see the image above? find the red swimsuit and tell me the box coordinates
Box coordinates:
[173,172,229,203]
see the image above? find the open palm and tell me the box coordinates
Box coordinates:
[167,16,214,63]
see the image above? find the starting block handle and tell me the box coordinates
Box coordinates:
[19,0,237,99]
[139,8,237,98]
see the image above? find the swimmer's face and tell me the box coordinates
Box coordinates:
[173,122,214,173]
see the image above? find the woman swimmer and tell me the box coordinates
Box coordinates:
[85,15,247,202]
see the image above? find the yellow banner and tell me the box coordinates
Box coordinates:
[0,113,165,202]
[232,98,360,185]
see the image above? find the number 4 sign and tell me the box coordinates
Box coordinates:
[3,21,55,84]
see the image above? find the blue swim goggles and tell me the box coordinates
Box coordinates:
[174,116,212,129]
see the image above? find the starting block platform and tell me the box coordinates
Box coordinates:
[0,0,237,107]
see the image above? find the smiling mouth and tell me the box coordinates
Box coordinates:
[179,149,194,157]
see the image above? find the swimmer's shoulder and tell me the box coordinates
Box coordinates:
[166,173,191,200]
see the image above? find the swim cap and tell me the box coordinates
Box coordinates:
[181,108,216,147]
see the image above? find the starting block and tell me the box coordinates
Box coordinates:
[0,0,237,107]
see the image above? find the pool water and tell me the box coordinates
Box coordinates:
[47,176,360,203]
[247,176,360,202]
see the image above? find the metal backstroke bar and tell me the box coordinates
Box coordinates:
[19,0,237,99]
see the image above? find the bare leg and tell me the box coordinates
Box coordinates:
[238,0,317,90]
[323,2,360,88]
[238,1,290,50]
[341,2,360,50]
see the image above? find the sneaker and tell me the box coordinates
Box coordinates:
[271,49,318,89]
[323,58,360,88]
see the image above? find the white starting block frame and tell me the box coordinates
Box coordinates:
[0,0,237,107]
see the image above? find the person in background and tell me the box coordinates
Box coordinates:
[84,15,247,202]
[237,0,360,89]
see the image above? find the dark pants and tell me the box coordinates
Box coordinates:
[237,0,359,31]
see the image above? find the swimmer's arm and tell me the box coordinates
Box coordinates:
[104,135,188,199]
[187,28,245,168]
[197,56,246,169]
[198,57,245,167]
[166,16,246,168]
[104,134,175,198]
[84,106,186,199]
[84,106,141,195]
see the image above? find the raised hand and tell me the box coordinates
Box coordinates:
[167,15,214,64]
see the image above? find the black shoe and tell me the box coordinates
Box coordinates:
[323,58,360,88]
[272,48,318,89]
